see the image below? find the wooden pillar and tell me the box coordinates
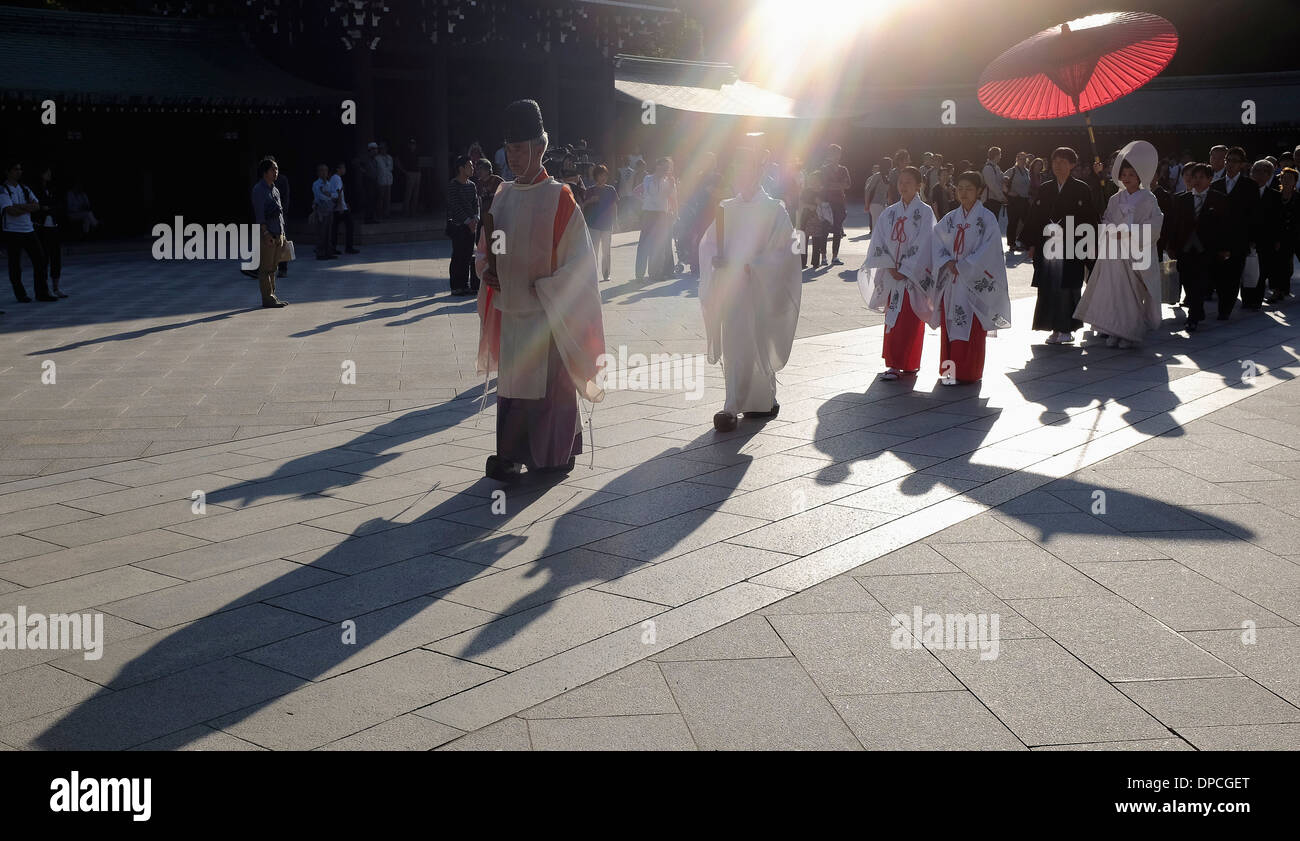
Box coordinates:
[597,58,615,166]
[354,45,375,145]
[432,37,450,213]
[544,55,560,141]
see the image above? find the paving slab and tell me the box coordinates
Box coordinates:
[831,691,1026,750]
[659,658,863,751]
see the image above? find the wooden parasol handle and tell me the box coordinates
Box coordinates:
[1073,94,1101,167]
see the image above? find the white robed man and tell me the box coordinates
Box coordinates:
[931,169,1012,385]
[857,166,937,380]
[697,143,802,433]
[1073,140,1164,348]
[476,99,606,482]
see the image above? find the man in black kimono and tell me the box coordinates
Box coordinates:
[1023,146,1099,345]
[1166,163,1230,332]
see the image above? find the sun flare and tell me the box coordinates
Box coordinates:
[740,0,895,93]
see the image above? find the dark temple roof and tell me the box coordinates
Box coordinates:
[0,6,346,108]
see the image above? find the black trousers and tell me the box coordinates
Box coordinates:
[448,223,478,291]
[801,226,826,267]
[1270,245,1294,296]
[1217,252,1245,317]
[1006,196,1029,247]
[829,199,846,259]
[983,198,1004,225]
[36,225,61,282]
[5,230,49,300]
[332,209,355,251]
[1176,251,1213,323]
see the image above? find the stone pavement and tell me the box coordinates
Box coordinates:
[3,206,1011,478]
[459,375,1300,751]
[1,208,1298,751]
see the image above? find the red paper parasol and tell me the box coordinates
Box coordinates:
[977,11,1178,161]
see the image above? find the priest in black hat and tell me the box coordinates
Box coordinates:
[474,99,607,482]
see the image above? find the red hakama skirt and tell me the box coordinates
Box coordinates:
[882,290,926,371]
[939,308,988,383]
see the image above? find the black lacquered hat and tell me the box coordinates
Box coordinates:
[504,99,545,143]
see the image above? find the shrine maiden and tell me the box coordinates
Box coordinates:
[931,170,1012,384]
[858,166,936,380]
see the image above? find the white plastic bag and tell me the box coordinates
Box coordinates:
[1241,248,1260,289]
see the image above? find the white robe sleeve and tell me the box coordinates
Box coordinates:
[961,207,1011,332]
[1132,191,1164,329]
[751,203,802,372]
[698,218,723,365]
[857,204,896,309]
[532,196,608,403]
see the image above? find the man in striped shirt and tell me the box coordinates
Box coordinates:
[446,154,479,295]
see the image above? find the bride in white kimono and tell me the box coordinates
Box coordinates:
[857,167,936,380]
[1073,140,1164,348]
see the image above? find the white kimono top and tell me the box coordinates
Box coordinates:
[932,202,1012,342]
[475,168,606,402]
[857,196,937,328]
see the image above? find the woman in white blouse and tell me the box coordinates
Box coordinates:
[1074,140,1164,348]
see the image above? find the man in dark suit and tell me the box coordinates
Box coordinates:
[1210,146,1257,318]
[1166,163,1230,331]
[1245,159,1283,311]
[1023,146,1099,344]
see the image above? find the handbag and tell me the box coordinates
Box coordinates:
[283,240,295,262]
[1240,248,1260,289]
[1160,258,1180,304]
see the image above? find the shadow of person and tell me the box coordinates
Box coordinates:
[803,368,1257,561]
[28,396,514,750]
[30,307,263,356]
[436,424,761,666]
[30,392,762,749]
[29,498,506,750]
[1016,314,1296,441]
